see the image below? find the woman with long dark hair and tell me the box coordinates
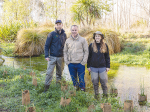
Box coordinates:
[87,31,110,99]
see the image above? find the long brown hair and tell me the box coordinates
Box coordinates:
[92,34,107,53]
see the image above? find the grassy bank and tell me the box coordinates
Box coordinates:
[0,66,126,112]
[0,42,15,57]
[110,33,150,67]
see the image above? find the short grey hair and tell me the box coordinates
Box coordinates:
[70,25,78,30]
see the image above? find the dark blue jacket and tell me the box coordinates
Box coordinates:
[45,28,67,58]
[87,43,110,68]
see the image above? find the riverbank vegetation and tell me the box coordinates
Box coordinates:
[111,32,150,67]
[0,66,126,112]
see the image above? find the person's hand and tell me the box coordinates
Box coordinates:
[88,68,91,72]
[106,68,110,72]
[45,58,49,61]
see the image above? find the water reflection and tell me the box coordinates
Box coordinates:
[2,55,47,72]
[2,55,71,80]
[111,65,150,111]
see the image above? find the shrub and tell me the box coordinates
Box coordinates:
[0,22,23,41]
[14,28,53,56]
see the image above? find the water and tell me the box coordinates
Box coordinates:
[2,55,150,111]
[2,55,71,80]
[112,65,150,111]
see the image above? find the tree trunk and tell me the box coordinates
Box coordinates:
[116,0,118,30]
[56,0,58,21]
[128,0,131,29]
[87,11,89,25]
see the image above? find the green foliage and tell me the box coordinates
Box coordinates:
[122,42,145,53]
[3,0,31,27]
[131,19,147,28]
[140,77,145,96]
[71,0,112,25]
[43,0,64,21]
[0,22,23,41]
[0,44,5,65]
[0,42,15,57]
[110,36,150,66]
[0,66,124,112]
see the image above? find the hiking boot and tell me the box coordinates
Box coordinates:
[44,85,50,93]
[74,86,80,91]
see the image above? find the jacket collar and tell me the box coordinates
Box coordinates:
[70,34,80,40]
[55,28,65,34]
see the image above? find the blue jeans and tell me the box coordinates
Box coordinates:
[68,63,85,89]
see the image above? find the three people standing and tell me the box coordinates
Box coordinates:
[44,21,110,98]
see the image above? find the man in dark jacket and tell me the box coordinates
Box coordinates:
[44,20,67,92]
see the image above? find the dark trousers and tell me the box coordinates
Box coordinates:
[68,63,85,89]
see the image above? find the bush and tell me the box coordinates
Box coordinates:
[0,22,23,41]
[14,28,53,56]
[123,42,145,53]
[0,42,15,57]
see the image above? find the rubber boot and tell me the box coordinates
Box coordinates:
[102,89,108,98]
[94,85,99,100]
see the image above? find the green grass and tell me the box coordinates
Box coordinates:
[107,63,120,78]
[110,33,150,68]
[0,42,15,57]
[0,66,125,112]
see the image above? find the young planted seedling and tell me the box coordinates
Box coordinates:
[109,82,118,97]
[61,80,68,92]
[138,77,147,105]
[60,89,71,107]
[124,100,133,112]
[22,90,30,105]
[100,103,112,112]
[124,93,133,112]
[25,104,36,112]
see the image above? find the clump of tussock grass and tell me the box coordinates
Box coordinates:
[38,27,54,39]
[14,28,49,56]
[79,27,121,55]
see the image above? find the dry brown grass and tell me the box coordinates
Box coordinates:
[79,27,121,55]
[14,28,53,56]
